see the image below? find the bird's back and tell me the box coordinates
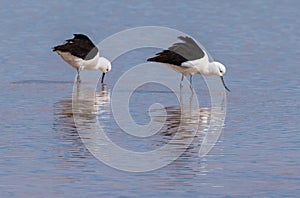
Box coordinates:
[53,34,98,60]
[147,36,206,67]
[147,50,188,66]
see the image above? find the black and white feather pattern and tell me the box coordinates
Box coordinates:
[53,34,98,60]
[147,36,205,66]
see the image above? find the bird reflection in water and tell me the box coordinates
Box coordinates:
[54,81,224,169]
[150,93,211,156]
[53,83,110,163]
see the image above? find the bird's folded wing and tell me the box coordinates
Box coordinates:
[168,36,205,61]
[147,36,206,67]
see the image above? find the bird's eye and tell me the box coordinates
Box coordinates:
[219,70,223,73]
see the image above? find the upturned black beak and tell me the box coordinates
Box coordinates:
[220,76,231,92]
[101,73,106,84]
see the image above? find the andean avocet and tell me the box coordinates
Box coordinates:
[147,36,230,91]
[53,34,111,83]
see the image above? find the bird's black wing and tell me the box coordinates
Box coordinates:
[147,50,188,66]
[147,36,205,66]
[53,34,98,60]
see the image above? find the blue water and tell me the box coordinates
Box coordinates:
[1,0,300,197]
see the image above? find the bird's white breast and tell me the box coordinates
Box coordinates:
[182,55,212,76]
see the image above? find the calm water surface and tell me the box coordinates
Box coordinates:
[0,1,299,197]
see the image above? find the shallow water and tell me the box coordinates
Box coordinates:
[1,1,300,197]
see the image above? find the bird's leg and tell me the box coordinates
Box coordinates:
[77,66,84,83]
[189,75,194,93]
[180,85,183,109]
[189,89,194,108]
[180,74,184,88]
[76,68,81,83]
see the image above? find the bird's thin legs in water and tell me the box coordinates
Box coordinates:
[189,75,194,110]
[179,86,183,109]
[180,74,184,94]
[180,74,184,88]
[76,68,81,83]
[189,75,194,93]
[189,89,194,109]
[77,66,84,83]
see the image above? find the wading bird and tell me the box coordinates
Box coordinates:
[147,36,230,91]
[53,34,111,83]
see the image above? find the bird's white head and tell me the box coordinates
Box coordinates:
[98,57,112,73]
[212,61,230,92]
[98,57,112,84]
[213,61,226,76]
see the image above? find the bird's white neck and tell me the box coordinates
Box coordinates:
[195,62,218,76]
[207,62,219,76]
[97,56,111,73]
